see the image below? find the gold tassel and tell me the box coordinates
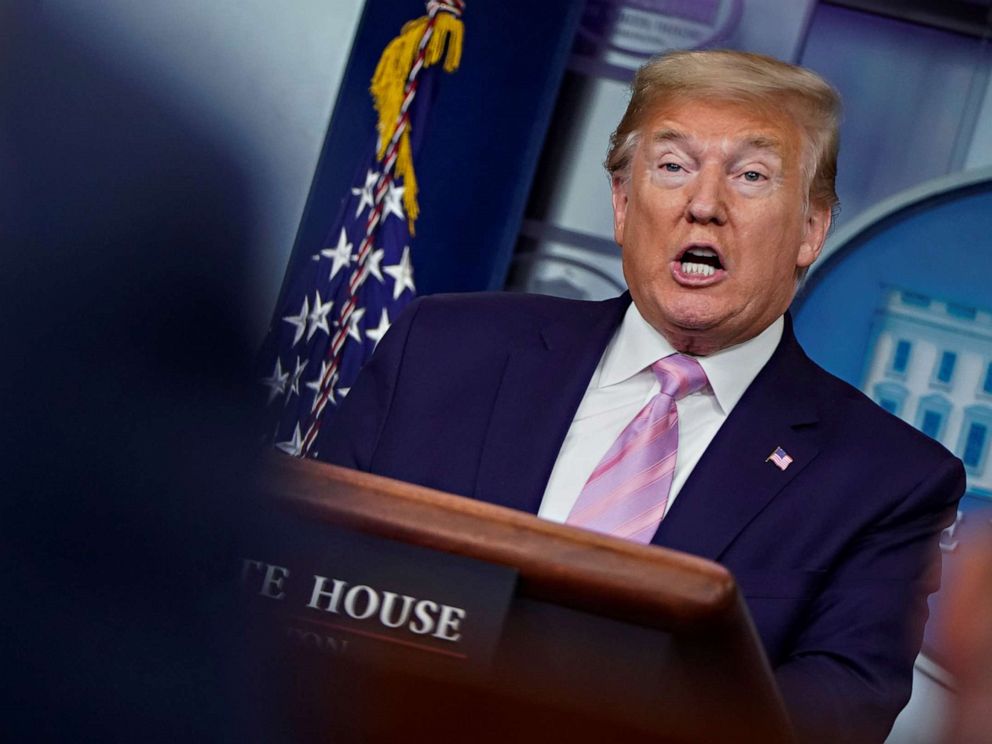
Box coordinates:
[427,12,463,72]
[370,9,464,234]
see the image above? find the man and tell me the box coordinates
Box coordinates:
[319,50,964,741]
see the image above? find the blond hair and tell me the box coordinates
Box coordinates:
[606,50,841,213]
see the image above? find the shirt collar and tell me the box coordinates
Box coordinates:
[595,303,784,415]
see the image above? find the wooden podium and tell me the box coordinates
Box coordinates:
[251,454,795,743]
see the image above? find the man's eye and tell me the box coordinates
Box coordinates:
[742,170,766,182]
[660,162,684,173]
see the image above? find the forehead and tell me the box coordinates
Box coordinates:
[639,96,804,160]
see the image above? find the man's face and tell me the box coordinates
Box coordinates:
[612,97,831,355]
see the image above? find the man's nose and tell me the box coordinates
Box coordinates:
[684,168,727,225]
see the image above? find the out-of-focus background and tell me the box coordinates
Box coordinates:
[5,1,992,741]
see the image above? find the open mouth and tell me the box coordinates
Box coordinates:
[678,246,724,277]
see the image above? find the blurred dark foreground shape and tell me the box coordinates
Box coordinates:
[1,6,266,741]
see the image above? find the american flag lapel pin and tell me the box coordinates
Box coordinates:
[766,446,794,471]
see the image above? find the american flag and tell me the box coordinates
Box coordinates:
[767,446,794,471]
[258,1,465,458]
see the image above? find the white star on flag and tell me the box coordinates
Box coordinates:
[306,362,339,406]
[346,306,367,343]
[281,296,310,347]
[383,245,416,301]
[365,309,391,348]
[320,228,354,281]
[351,169,378,218]
[261,358,289,404]
[383,182,405,221]
[363,247,385,284]
[306,290,333,341]
[287,357,308,398]
[275,424,304,456]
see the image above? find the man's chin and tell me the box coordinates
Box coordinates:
[638,299,740,354]
[658,302,727,334]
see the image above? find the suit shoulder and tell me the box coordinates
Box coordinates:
[405,291,624,341]
[412,290,617,317]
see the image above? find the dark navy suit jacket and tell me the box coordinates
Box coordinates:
[319,291,965,742]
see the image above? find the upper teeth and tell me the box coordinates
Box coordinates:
[683,262,715,276]
[682,247,718,277]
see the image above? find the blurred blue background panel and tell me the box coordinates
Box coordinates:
[289,0,585,299]
[799,3,991,231]
[794,176,992,386]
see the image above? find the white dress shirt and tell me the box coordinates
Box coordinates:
[538,303,784,524]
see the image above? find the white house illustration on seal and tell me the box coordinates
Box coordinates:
[863,286,992,504]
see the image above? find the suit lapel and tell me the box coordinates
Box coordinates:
[651,317,824,560]
[474,294,630,515]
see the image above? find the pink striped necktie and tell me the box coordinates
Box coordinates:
[566,354,708,544]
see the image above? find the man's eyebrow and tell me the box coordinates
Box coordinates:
[649,130,783,156]
[735,135,784,155]
[650,128,689,145]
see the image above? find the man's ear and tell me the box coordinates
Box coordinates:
[611,175,628,246]
[797,203,831,269]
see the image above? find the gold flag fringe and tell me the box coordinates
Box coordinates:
[370,10,464,234]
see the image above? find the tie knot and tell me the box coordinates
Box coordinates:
[651,354,708,400]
